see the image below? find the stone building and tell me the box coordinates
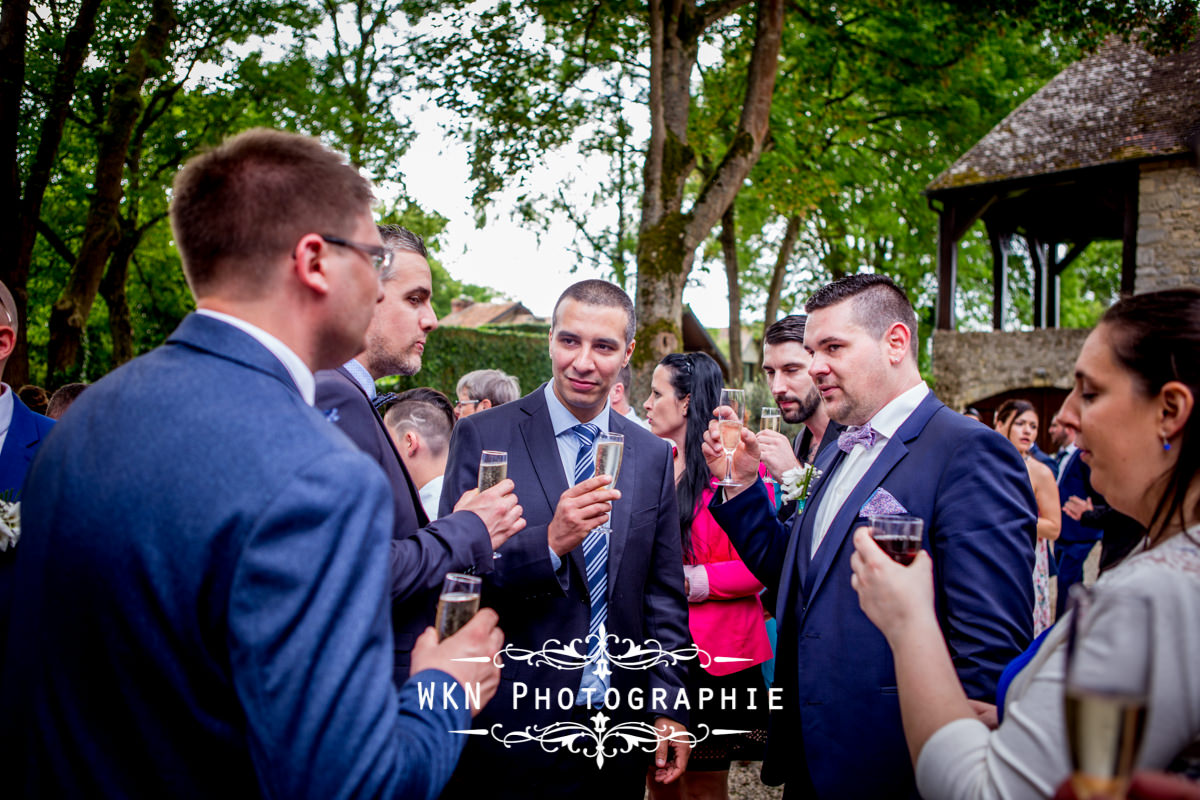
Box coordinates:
[924,35,1200,432]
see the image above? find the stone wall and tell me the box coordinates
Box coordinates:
[931,328,1092,414]
[1137,159,1200,292]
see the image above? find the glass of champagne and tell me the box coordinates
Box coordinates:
[868,514,923,565]
[760,407,781,484]
[477,450,507,491]
[1063,584,1153,800]
[436,572,482,641]
[716,388,745,487]
[594,432,624,489]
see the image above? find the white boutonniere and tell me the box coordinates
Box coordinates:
[0,497,20,552]
[780,464,822,507]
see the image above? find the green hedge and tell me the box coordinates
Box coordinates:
[377,325,552,398]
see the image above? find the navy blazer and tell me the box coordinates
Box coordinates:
[712,391,1036,799]
[0,314,469,799]
[314,366,492,681]
[0,393,54,496]
[437,385,690,795]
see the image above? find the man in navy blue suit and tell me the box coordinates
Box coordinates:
[0,280,54,498]
[315,224,523,684]
[705,274,1036,799]
[0,129,503,799]
[438,280,691,799]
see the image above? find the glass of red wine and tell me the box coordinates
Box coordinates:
[868,514,923,565]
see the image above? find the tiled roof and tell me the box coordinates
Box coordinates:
[440,301,536,328]
[927,35,1200,193]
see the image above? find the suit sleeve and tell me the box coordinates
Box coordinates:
[709,477,791,594]
[440,416,567,598]
[643,442,691,726]
[932,425,1037,701]
[227,453,470,800]
[387,513,493,601]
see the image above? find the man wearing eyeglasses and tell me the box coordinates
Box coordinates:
[0,129,502,799]
[315,225,526,684]
[454,368,520,419]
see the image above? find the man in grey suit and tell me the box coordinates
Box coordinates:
[0,129,503,799]
[315,224,523,683]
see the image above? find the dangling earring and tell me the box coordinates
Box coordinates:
[1162,436,1172,452]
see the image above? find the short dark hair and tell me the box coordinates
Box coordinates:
[385,388,456,457]
[377,224,428,283]
[763,315,806,347]
[170,128,375,296]
[1100,288,1200,544]
[805,274,919,361]
[46,382,88,420]
[551,279,636,345]
[616,364,633,392]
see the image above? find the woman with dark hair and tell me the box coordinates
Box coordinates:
[995,398,1062,634]
[849,289,1200,799]
[643,352,772,800]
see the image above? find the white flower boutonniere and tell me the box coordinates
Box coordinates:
[0,497,19,552]
[780,464,822,509]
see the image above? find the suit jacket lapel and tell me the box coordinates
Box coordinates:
[0,398,42,495]
[517,391,580,576]
[334,366,429,527]
[803,392,942,601]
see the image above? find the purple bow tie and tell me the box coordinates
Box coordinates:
[838,423,878,454]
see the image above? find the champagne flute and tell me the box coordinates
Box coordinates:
[477,450,507,491]
[760,407,781,484]
[594,432,624,489]
[436,572,482,641]
[1063,584,1153,800]
[868,514,923,565]
[715,388,745,487]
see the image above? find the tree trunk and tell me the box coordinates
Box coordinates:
[719,205,742,384]
[762,212,802,328]
[100,227,140,368]
[633,0,782,394]
[46,0,176,387]
[0,0,103,387]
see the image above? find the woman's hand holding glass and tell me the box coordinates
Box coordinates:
[849,527,937,643]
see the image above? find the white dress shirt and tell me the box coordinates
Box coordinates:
[418,475,443,521]
[811,381,930,557]
[195,310,315,406]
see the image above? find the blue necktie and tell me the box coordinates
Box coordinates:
[572,423,608,670]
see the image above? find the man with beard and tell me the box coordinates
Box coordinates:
[315,224,524,683]
[757,315,837,481]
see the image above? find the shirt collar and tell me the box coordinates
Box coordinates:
[543,381,611,437]
[195,309,315,405]
[342,358,376,399]
[866,381,930,439]
[0,383,14,437]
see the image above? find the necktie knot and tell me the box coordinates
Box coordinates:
[838,423,878,454]
[371,392,398,412]
[573,422,601,447]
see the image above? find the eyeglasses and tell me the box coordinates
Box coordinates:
[320,235,395,273]
[455,398,481,410]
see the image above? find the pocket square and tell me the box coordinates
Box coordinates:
[860,487,907,517]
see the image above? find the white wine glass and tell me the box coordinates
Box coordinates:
[477,450,507,491]
[715,388,745,487]
[436,573,482,641]
[594,432,624,489]
[1063,584,1153,800]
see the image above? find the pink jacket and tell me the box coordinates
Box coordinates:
[684,475,774,676]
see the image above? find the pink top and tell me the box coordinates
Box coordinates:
[684,472,774,676]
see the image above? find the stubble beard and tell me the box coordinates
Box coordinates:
[366,337,421,379]
[780,386,822,425]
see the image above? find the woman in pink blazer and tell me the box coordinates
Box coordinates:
[643,352,773,800]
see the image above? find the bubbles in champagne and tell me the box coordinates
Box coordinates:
[719,419,742,452]
[478,461,507,491]
[595,441,623,487]
[436,592,481,641]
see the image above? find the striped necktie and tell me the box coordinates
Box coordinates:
[572,423,608,668]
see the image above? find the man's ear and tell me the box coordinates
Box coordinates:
[293,233,332,296]
[0,325,15,364]
[883,322,912,366]
[478,399,492,412]
[403,430,420,458]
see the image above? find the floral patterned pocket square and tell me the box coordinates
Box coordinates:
[859,487,908,517]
